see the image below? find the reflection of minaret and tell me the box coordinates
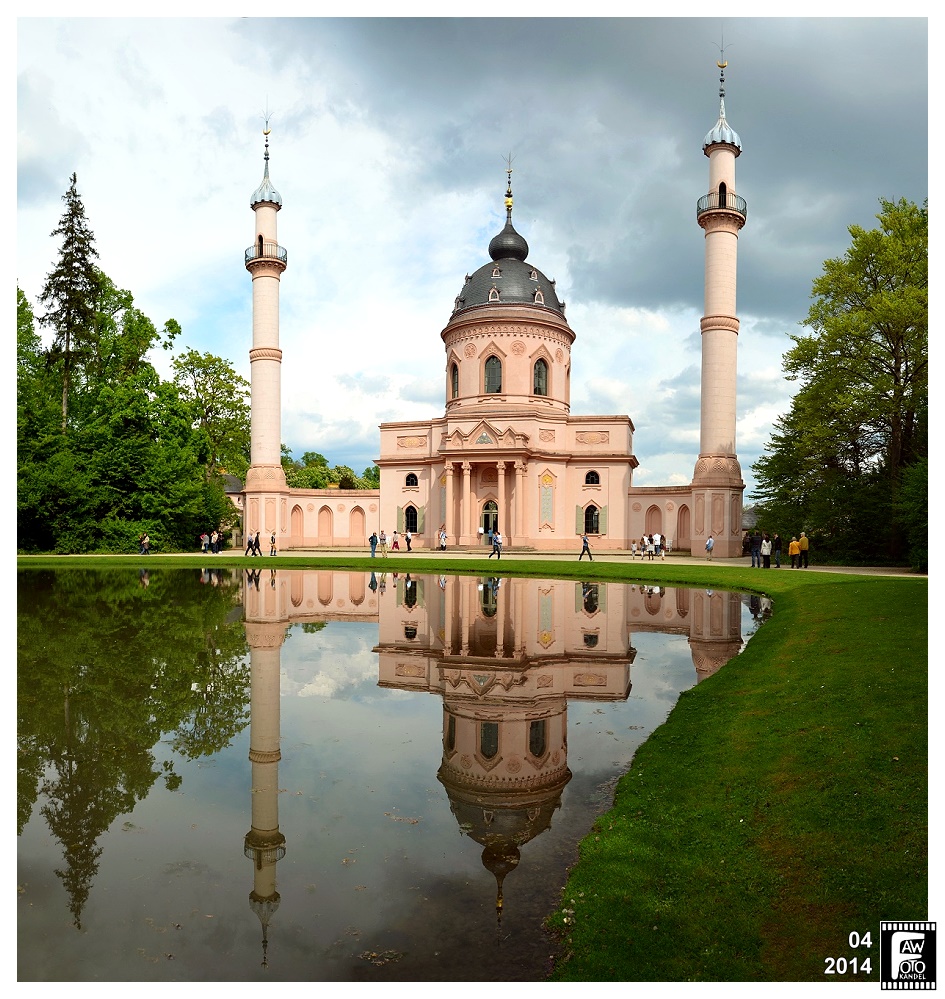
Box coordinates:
[244,117,289,544]
[243,585,289,968]
[688,589,744,680]
[691,57,747,558]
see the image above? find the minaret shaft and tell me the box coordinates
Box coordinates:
[691,64,746,557]
[245,135,288,536]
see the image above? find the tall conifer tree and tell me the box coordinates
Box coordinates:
[38,173,100,430]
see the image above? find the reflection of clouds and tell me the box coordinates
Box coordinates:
[279,622,380,698]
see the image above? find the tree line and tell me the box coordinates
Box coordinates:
[17,174,377,554]
[749,198,927,570]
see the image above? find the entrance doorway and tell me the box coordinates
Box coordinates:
[481,501,498,544]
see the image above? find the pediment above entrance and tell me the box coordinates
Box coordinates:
[439,420,530,452]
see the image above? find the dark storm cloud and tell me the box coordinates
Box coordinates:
[234,16,926,331]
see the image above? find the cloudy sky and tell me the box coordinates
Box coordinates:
[17,15,928,495]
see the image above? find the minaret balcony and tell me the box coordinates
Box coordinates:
[245,241,288,266]
[696,193,747,221]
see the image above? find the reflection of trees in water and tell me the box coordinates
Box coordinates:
[17,568,250,927]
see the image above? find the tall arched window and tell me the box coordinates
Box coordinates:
[484,355,502,393]
[584,504,600,534]
[529,720,546,757]
[404,505,418,532]
[480,721,499,759]
[718,181,728,210]
[533,358,548,396]
[450,362,459,399]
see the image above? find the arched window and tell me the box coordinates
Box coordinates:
[405,473,418,487]
[584,504,600,534]
[404,577,417,609]
[446,714,456,752]
[480,721,499,759]
[718,181,728,210]
[533,358,548,396]
[450,362,459,399]
[529,720,546,757]
[404,505,418,532]
[585,470,600,485]
[485,355,502,393]
[583,633,599,648]
[582,582,599,615]
[488,286,500,302]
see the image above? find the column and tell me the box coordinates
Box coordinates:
[462,461,472,545]
[497,461,507,545]
[444,462,454,543]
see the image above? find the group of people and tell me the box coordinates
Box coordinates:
[243,530,277,557]
[138,533,151,555]
[369,529,414,557]
[199,530,222,554]
[630,533,665,560]
[745,530,810,568]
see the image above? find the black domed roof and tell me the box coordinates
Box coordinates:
[450,172,566,318]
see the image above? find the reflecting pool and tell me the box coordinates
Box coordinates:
[17,568,769,982]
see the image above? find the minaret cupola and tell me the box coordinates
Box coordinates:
[251,128,283,208]
[703,60,742,154]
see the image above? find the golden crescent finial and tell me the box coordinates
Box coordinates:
[717,60,727,69]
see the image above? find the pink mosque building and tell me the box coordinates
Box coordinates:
[242,64,747,558]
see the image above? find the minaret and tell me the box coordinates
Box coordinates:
[691,59,746,559]
[244,120,288,543]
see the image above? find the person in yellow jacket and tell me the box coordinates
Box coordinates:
[788,536,801,569]
[798,531,810,568]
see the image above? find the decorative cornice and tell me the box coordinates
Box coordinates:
[700,315,740,334]
[249,346,283,362]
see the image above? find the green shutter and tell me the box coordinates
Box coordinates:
[599,505,608,535]
[599,584,607,612]
[397,506,404,532]
[575,582,583,612]
[417,505,425,532]
[576,506,583,533]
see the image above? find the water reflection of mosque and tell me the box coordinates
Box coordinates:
[240,569,747,965]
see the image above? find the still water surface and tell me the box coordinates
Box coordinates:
[18,567,768,981]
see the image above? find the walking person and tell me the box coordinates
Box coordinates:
[379,530,389,558]
[773,532,782,568]
[405,530,412,552]
[439,528,447,551]
[799,531,810,568]
[369,532,378,557]
[645,535,655,560]
[211,529,219,554]
[245,530,255,557]
[750,531,762,568]
[789,536,800,569]
[630,540,639,559]
[391,531,400,551]
[761,532,772,569]
[269,531,277,557]
[579,533,593,560]
[253,530,262,557]
[489,529,502,559]
[705,534,714,560]
[200,532,209,555]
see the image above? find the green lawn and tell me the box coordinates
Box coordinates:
[18,552,928,981]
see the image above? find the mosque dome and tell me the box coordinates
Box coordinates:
[451,171,565,317]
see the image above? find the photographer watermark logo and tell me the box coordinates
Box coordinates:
[881,922,936,989]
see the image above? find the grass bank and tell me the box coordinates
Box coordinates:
[18,553,927,981]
